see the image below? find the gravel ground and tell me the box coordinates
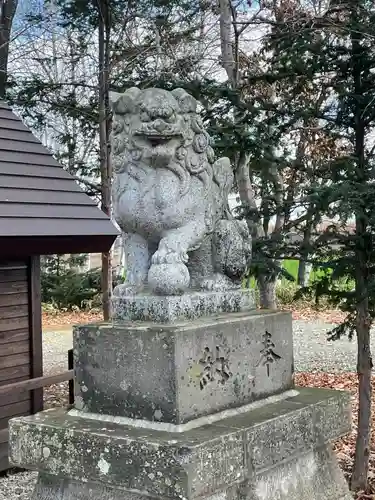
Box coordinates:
[42,320,373,375]
[42,328,73,376]
[0,319,371,499]
[292,319,374,372]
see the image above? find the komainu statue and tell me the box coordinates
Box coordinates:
[110,87,251,296]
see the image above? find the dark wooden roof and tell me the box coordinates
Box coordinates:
[0,102,118,257]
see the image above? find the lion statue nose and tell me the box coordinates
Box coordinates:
[153,119,168,133]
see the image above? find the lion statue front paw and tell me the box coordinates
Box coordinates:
[151,243,188,265]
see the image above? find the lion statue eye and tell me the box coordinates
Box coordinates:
[157,105,174,119]
[112,120,123,133]
[166,111,176,124]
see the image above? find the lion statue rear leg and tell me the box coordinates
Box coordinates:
[189,237,236,291]
[189,220,252,292]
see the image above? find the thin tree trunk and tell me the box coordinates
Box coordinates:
[218,1,278,309]
[351,157,373,491]
[297,260,312,287]
[218,1,295,311]
[297,260,306,287]
[218,0,258,238]
[236,151,260,239]
[352,210,372,489]
[0,0,18,98]
[351,15,372,488]
[98,0,112,321]
[258,275,277,309]
[218,0,235,83]
[352,301,372,490]
[298,223,313,287]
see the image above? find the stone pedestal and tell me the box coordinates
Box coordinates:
[8,304,352,500]
[9,388,351,500]
[112,289,255,322]
[72,311,293,425]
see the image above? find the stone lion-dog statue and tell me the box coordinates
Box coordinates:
[110,87,251,296]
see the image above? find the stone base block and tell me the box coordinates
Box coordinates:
[112,288,255,323]
[9,388,352,500]
[26,453,353,500]
[73,311,293,424]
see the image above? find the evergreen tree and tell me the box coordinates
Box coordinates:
[264,0,375,489]
[40,254,98,310]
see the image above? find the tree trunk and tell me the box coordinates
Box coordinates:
[351,313,372,490]
[0,0,18,98]
[297,260,312,287]
[217,1,263,242]
[258,275,277,309]
[298,224,313,287]
[236,151,261,239]
[218,0,235,84]
[351,213,372,491]
[350,13,372,489]
[98,0,112,321]
[218,1,285,304]
[352,219,372,490]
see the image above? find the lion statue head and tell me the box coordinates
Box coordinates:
[110,87,226,196]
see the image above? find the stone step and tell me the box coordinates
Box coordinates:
[9,387,351,500]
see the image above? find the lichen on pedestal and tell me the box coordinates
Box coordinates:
[9,388,352,500]
[112,288,255,322]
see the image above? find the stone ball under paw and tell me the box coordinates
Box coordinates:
[148,263,190,295]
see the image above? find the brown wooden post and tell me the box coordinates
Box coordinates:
[68,349,74,404]
[28,256,43,413]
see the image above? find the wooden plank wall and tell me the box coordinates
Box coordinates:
[0,260,32,471]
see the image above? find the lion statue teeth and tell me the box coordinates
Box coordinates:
[110,87,251,296]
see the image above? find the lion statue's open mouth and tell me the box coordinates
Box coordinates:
[136,129,182,148]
